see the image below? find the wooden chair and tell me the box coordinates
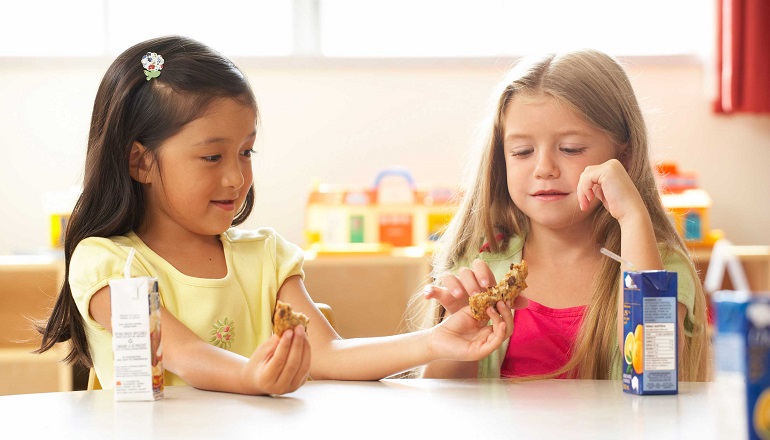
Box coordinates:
[0,257,72,395]
[88,303,336,390]
[87,367,102,391]
[315,302,336,329]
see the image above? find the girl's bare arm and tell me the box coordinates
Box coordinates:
[278,275,512,380]
[89,286,309,395]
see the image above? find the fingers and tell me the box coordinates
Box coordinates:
[281,325,310,390]
[438,258,495,297]
[481,301,514,350]
[275,326,310,390]
[432,259,497,316]
[251,333,281,370]
[458,267,483,295]
[578,166,600,211]
[250,327,310,395]
[423,284,452,302]
[423,284,466,315]
[592,183,606,205]
[578,161,615,211]
[487,301,512,331]
[578,159,641,218]
[471,259,496,289]
[438,272,470,299]
[258,330,293,381]
[496,301,514,339]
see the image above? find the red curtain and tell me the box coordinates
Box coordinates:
[714,0,770,114]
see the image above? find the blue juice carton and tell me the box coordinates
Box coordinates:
[714,292,770,440]
[621,270,678,395]
[712,291,750,376]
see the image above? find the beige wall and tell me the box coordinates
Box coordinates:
[1,57,769,255]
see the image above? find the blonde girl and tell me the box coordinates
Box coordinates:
[415,49,711,381]
[37,36,515,396]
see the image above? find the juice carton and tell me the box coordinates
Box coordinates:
[622,270,678,395]
[109,249,163,401]
[743,296,770,440]
[712,290,750,376]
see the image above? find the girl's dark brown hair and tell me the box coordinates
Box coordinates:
[37,35,258,367]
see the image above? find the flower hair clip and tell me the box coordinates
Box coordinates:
[141,52,164,81]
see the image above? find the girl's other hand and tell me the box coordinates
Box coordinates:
[425,259,527,314]
[576,158,645,223]
[429,302,513,361]
[242,325,311,395]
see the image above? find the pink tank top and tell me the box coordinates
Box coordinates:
[501,299,586,379]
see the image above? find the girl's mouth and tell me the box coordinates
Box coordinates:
[211,199,236,211]
[532,190,568,201]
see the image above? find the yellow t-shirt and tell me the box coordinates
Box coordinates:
[69,227,304,388]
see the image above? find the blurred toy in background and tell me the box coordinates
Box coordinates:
[656,161,723,247]
[374,168,416,248]
[43,187,81,249]
[656,161,698,193]
[304,168,459,253]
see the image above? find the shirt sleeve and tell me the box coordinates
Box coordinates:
[69,237,150,327]
[271,229,305,287]
[661,246,698,337]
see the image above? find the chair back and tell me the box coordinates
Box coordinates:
[0,257,72,394]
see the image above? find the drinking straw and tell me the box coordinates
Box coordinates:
[600,247,638,272]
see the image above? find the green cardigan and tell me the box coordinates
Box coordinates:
[470,236,697,379]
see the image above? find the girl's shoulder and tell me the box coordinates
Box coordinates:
[658,243,691,266]
[222,227,298,249]
[70,234,150,288]
[658,243,697,290]
[223,227,304,259]
[73,234,138,259]
[224,227,305,282]
[470,234,525,281]
[478,234,525,262]
[222,227,276,243]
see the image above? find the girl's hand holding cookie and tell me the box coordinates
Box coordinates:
[425,259,528,315]
[428,302,513,362]
[425,258,498,314]
[242,325,310,395]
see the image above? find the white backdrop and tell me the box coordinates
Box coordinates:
[1,57,769,255]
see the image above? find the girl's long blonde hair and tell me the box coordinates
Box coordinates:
[408,49,711,381]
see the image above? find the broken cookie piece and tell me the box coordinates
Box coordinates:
[273,300,310,336]
[469,260,528,321]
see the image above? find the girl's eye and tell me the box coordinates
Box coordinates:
[509,147,533,158]
[241,148,257,158]
[202,155,221,162]
[560,145,587,155]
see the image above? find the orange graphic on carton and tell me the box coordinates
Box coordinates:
[633,325,644,374]
[624,324,644,375]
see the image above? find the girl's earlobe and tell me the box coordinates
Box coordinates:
[129,142,153,183]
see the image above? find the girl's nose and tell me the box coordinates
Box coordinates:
[222,160,245,189]
[534,151,560,179]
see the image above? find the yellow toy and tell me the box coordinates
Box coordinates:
[657,162,722,247]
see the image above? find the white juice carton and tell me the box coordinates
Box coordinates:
[109,249,163,401]
[622,270,678,395]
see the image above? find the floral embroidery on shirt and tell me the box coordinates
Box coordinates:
[209,318,235,349]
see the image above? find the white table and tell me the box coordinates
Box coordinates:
[0,378,745,439]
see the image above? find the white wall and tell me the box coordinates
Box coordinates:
[1,57,769,255]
